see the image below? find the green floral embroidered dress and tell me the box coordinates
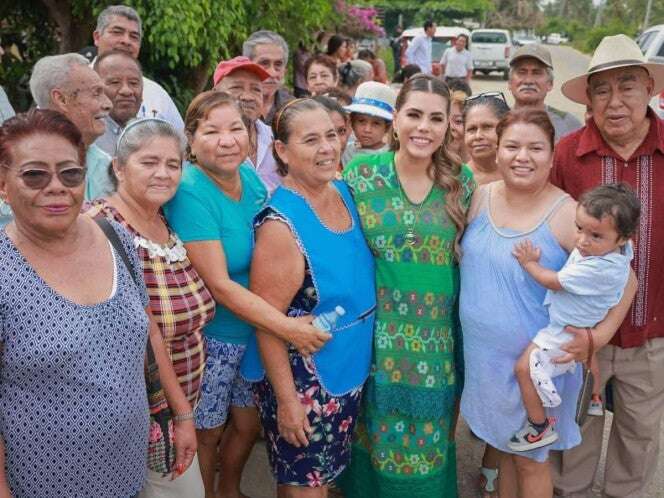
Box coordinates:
[339,151,474,498]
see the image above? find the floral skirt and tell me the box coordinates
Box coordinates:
[253,348,363,487]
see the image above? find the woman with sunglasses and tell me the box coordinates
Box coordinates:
[0,109,197,498]
[463,92,510,186]
[86,118,216,498]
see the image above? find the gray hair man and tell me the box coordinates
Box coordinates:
[508,44,582,142]
[550,34,664,498]
[29,53,114,200]
[242,30,294,126]
[93,51,144,156]
[93,5,184,131]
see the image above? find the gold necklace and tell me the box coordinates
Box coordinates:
[394,164,430,247]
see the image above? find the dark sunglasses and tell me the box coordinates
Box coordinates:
[3,165,86,190]
[464,91,507,104]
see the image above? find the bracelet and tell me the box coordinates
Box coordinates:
[172,411,194,422]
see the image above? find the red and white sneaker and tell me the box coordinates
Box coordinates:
[508,417,558,452]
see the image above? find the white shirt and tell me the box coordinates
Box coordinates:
[440,48,472,78]
[139,77,184,131]
[405,35,432,75]
[247,119,281,193]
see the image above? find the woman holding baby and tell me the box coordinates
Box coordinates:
[459,107,637,497]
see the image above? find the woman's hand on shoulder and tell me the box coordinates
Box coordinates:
[171,418,197,480]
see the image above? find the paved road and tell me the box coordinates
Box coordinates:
[239,45,664,497]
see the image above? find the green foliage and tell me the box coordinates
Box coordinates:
[1,0,337,113]
[582,21,639,53]
[0,0,58,110]
[359,0,493,34]
[541,0,664,54]
[538,16,584,41]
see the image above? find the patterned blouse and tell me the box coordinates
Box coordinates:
[86,199,215,469]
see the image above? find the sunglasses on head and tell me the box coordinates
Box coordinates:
[464,91,507,104]
[2,164,87,190]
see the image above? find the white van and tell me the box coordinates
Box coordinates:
[636,24,664,118]
[470,29,513,80]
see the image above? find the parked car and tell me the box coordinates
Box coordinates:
[514,34,539,46]
[470,29,513,80]
[401,26,471,76]
[637,24,664,118]
[547,33,562,45]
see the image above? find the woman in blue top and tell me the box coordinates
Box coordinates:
[242,98,376,494]
[164,92,329,498]
[0,110,196,498]
[459,108,636,497]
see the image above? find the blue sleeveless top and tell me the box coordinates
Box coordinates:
[241,180,376,396]
[459,185,583,462]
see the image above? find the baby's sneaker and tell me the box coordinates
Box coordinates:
[508,417,558,452]
[588,395,604,417]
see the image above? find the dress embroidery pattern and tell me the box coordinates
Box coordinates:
[339,151,474,498]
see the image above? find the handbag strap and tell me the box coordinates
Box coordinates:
[585,327,594,369]
[95,217,156,365]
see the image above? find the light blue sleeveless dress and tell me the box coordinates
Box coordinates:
[459,185,583,462]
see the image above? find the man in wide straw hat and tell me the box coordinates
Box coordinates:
[550,34,664,498]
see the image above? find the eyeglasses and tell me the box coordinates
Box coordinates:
[2,164,86,190]
[464,91,507,104]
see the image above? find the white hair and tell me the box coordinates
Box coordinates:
[29,53,90,108]
[243,30,289,64]
[96,5,143,39]
[116,118,186,166]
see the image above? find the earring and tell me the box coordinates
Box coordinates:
[393,130,399,141]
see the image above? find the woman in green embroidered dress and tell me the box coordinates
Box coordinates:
[339,74,474,497]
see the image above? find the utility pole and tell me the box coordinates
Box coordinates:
[558,0,567,17]
[644,0,653,30]
[594,0,605,28]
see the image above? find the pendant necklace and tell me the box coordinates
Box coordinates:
[394,163,429,247]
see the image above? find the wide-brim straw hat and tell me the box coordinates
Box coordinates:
[562,34,664,105]
[344,81,397,121]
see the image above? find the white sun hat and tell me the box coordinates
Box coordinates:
[561,34,664,106]
[344,81,397,121]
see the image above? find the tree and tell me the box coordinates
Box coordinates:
[0,0,337,112]
[357,0,494,35]
[489,0,542,29]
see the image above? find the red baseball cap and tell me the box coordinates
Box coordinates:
[212,56,270,86]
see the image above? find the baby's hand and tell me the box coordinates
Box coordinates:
[512,239,541,266]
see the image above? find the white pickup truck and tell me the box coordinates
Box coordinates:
[470,29,513,80]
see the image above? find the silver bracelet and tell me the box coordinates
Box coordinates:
[172,411,194,422]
